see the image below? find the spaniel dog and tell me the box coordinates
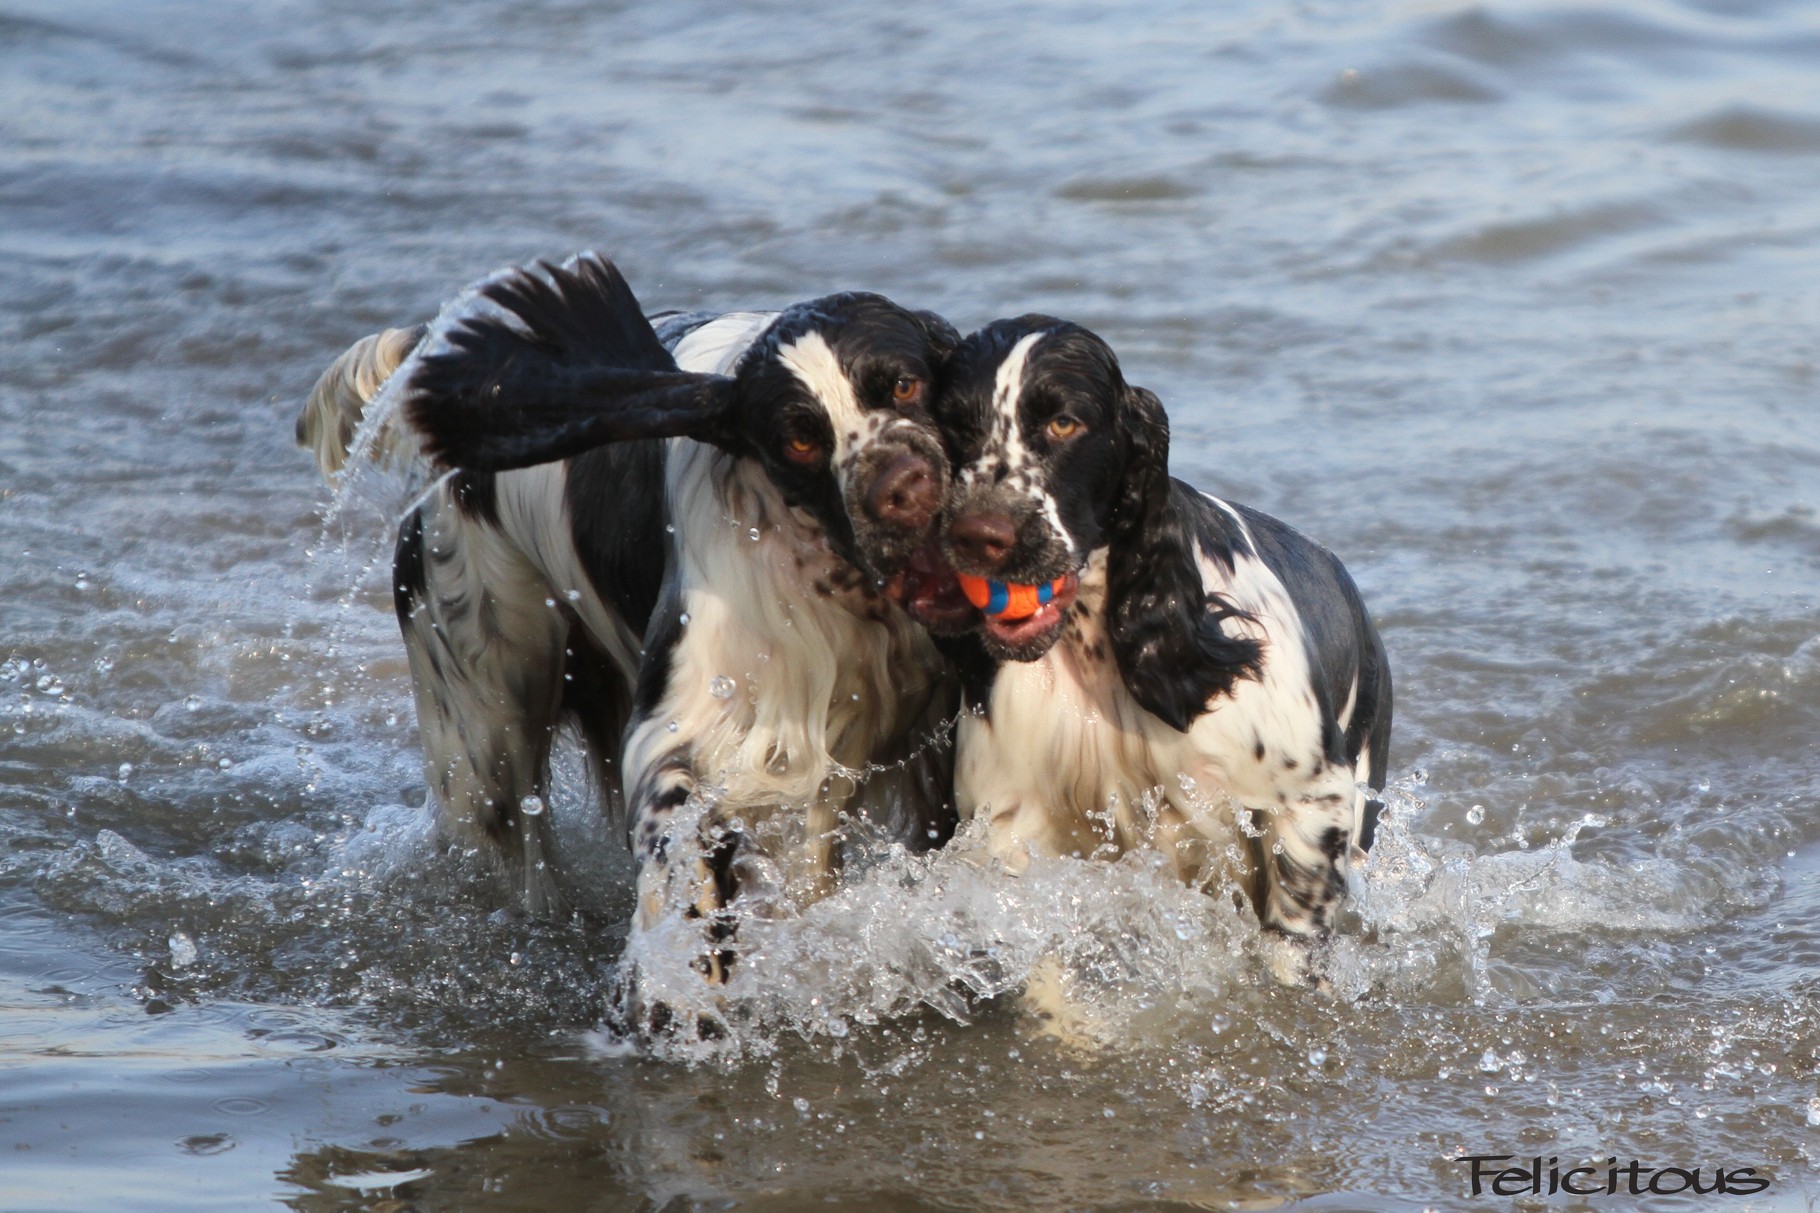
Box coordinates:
[930,316,1392,983]
[299,254,969,1028]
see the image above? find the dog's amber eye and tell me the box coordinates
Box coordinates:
[1046,415,1083,440]
[891,376,924,405]
[784,435,824,463]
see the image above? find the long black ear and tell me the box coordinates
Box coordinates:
[400,252,738,472]
[1105,385,1263,731]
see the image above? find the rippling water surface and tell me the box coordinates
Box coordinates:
[5,0,1820,1208]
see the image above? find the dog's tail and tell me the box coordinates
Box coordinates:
[295,324,427,481]
[400,252,734,473]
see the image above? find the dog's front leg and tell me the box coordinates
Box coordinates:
[1256,782,1358,987]
[625,746,742,981]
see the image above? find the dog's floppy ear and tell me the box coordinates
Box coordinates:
[1105,384,1263,731]
[401,252,739,472]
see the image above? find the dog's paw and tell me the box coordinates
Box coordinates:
[1260,928,1333,992]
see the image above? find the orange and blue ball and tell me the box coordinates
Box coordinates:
[956,573,1068,621]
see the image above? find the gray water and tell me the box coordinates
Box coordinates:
[5,0,1820,1208]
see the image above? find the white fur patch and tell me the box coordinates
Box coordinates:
[776,330,866,464]
[673,312,777,376]
[959,330,1076,561]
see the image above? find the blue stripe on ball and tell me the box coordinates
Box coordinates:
[986,580,1010,616]
[1037,581,1054,606]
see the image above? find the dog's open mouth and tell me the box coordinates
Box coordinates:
[879,539,977,635]
[968,572,1078,657]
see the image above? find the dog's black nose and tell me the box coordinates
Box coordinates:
[948,511,1017,570]
[867,451,941,532]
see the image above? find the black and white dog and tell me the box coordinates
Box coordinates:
[299,255,970,1015]
[931,317,1392,982]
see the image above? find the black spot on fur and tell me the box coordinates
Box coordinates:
[451,470,499,525]
[566,441,669,629]
[392,509,427,625]
[1358,798,1383,853]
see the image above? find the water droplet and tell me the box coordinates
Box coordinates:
[665,524,675,534]
[544,597,557,608]
[117,763,133,782]
[1307,1046,1327,1066]
[168,931,198,969]
[792,1097,810,1116]
[1210,1014,1230,1034]
[184,695,202,712]
[1806,1097,1820,1126]
[666,720,680,733]
[748,528,761,542]
[1466,804,1485,825]
[519,795,545,818]
[565,589,582,602]
[218,758,232,769]
[679,613,691,626]
[709,676,736,700]
[1479,1049,1500,1073]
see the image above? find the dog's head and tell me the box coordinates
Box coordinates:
[398,253,968,625]
[933,316,1259,727]
[719,293,961,605]
[933,316,1165,658]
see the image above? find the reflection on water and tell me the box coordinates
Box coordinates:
[4,0,1820,1208]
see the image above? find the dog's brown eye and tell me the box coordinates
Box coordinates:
[891,376,924,405]
[784,435,824,463]
[1046,415,1083,440]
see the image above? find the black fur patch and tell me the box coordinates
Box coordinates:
[392,509,427,625]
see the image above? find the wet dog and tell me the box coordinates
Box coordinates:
[931,316,1392,984]
[299,254,969,1028]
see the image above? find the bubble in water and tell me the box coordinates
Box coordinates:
[1479,1049,1500,1073]
[117,763,132,782]
[168,931,198,969]
[1807,1098,1820,1127]
[519,795,546,818]
[792,1097,810,1117]
[1308,1046,1327,1066]
[184,695,202,712]
[1466,805,1485,825]
[709,676,736,700]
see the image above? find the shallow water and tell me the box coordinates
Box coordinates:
[4,0,1820,1208]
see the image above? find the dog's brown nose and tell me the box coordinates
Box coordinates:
[866,451,941,531]
[947,511,1017,570]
